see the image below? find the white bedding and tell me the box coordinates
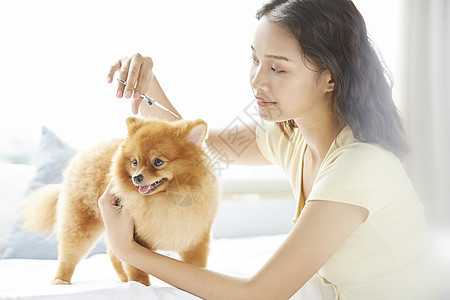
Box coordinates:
[0,253,201,300]
[0,234,336,300]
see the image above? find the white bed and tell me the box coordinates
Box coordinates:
[0,235,289,300]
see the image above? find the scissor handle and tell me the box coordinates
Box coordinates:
[140,94,155,105]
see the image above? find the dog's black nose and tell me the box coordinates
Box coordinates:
[133,174,144,185]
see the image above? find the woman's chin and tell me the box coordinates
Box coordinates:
[257,109,289,123]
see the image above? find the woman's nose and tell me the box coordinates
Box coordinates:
[250,66,268,92]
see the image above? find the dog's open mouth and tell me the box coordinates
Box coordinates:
[138,178,168,195]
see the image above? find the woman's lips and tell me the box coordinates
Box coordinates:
[256,97,277,107]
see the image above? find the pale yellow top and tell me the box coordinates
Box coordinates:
[256,121,442,300]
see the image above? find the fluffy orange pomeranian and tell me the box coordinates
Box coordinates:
[21,117,219,286]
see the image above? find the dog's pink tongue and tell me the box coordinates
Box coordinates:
[139,185,151,194]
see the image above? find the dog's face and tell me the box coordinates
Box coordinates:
[111,117,208,197]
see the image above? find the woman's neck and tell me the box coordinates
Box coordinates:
[294,114,344,163]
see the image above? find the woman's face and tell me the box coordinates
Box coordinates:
[250,17,333,123]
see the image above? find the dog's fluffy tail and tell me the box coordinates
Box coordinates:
[20,184,61,232]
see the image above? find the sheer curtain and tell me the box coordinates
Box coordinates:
[397,0,450,230]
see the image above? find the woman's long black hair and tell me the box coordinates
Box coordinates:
[257,0,408,159]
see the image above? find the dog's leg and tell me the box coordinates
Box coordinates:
[179,228,211,268]
[53,227,104,284]
[107,248,128,282]
[52,200,104,285]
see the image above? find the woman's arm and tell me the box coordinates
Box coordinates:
[99,183,368,300]
[207,122,271,165]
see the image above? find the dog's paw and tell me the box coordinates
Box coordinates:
[52,279,71,285]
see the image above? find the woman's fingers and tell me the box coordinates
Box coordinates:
[117,58,132,98]
[125,54,144,99]
[107,59,122,84]
[131,97,144,115]
[134,57,154,99]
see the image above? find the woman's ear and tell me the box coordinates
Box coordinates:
[324,70,335,93]
[187,119,208,146]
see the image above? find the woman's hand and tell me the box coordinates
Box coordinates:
[98,181,135,259]
[107,53,155,115]
[107,53,181,120]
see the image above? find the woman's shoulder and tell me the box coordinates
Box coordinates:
[331,126,399,165]
[318,126,406,189]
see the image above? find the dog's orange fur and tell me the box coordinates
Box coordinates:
[21,117,219,286]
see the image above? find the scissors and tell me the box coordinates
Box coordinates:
[117,78,181,119]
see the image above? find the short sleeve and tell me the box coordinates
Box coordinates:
[307,144,395,220]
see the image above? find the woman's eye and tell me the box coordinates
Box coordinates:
[132,159,138,167]
[271,66,284,73]
[250,56,259,65]
[153,158,164,167]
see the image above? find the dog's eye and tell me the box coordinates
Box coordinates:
[132,159,138,167]
[153,158,164,167]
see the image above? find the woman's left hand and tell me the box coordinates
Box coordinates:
[98,181,135,258]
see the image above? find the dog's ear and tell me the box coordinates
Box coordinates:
[187,119,208,146]
[126,117,146,137]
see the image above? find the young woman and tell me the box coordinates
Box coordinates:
[100,0,442,299]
